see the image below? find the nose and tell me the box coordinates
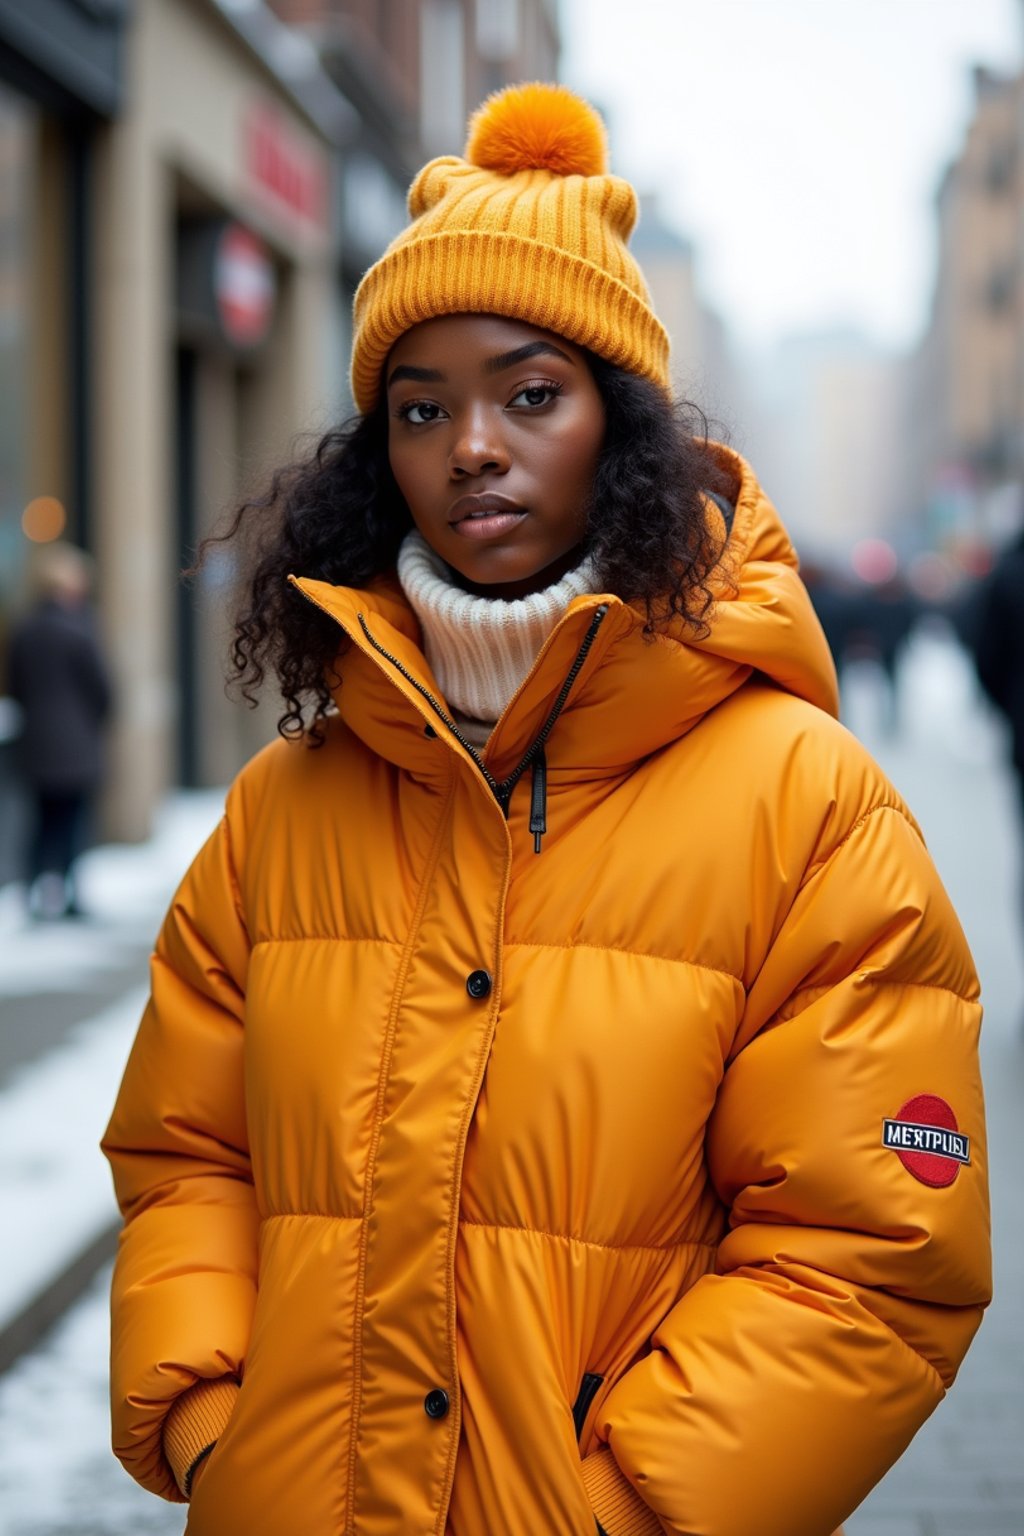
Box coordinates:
[449,406,511,480]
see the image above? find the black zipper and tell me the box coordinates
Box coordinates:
[356,612,502,793]
[571,1371,604,1443]
[357,605,609,847]
[496,603,609,816]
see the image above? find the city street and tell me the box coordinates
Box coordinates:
[0,1,1019,1533]
[0,628,1019,1536]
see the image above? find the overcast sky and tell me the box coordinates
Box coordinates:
[562,0,1022,352]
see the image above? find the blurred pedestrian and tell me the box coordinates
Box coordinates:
[970,528,1024,865]
[7,542,112,918]
[971,530,1024,769]
[800,560,855,671]
[103,85,989,1536]
[848,574,918,734]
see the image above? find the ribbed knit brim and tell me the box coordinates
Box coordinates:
[352,231,669,414]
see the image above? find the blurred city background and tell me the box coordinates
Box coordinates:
[0,1,1022,1532]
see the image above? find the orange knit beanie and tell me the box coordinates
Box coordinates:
[350,82,670,413]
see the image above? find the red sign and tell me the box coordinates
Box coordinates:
[216,224,275,348]
[244,104,327,229]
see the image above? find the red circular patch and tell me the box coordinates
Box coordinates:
[892,1094,961,1188]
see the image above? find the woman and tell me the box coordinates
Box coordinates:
[103,84,990,1536]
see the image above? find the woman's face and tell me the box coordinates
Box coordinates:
[386,315,606,600]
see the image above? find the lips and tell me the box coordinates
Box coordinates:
[448,492,526,525]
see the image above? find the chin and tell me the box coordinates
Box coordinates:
[456,572,537,598]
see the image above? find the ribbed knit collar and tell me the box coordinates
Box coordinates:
[396,530,596,734]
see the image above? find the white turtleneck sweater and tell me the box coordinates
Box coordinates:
[396,530,596,747]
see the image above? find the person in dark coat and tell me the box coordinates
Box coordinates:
[7,542,113,917]
[972,531,1024,801]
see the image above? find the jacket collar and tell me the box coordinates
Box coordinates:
[289,446,838,785]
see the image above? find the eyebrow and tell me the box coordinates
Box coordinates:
[387,340,575,391]
[387,364,445,387]
[484,341,576,374]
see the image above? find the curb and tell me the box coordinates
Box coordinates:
[0,1219,119,1375]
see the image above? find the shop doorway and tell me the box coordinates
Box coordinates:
[174,205,281,790]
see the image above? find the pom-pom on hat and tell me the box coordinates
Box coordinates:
[465,81,609,177]
[350,82,669,413]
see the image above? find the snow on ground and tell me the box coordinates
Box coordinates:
[0,986,147,1331]
[0,793,223,1333]
[0,1266,185,1536]
[0,792,224,997]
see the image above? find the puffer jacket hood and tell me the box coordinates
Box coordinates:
[103,447,988,1536]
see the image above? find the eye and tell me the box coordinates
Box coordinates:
[395,399,447,425]
[508,381,563,410]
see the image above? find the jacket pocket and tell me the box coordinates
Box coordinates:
[571,1371,605,1444]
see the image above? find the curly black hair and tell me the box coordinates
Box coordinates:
[202,353,737,741]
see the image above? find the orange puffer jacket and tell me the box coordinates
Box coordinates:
[103,449,990,1536]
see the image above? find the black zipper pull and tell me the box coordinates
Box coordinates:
[529,745,547,854]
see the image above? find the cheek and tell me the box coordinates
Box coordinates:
[547,412,604,496]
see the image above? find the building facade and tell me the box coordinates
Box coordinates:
[0,0,127,656]
[0,0,130,878]
[0,0,351,843]
[905,64,1024,557]
[269,0,562,364]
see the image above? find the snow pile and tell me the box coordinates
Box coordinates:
[0,792,224,994]
[0,986,148,1330]
[0,793,223,1333]
[0,1268,184,1535]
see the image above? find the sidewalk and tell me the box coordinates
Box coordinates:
[0,793,223,1371]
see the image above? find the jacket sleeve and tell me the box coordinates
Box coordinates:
[584,792,991,1536]
[101,806,258,1502]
